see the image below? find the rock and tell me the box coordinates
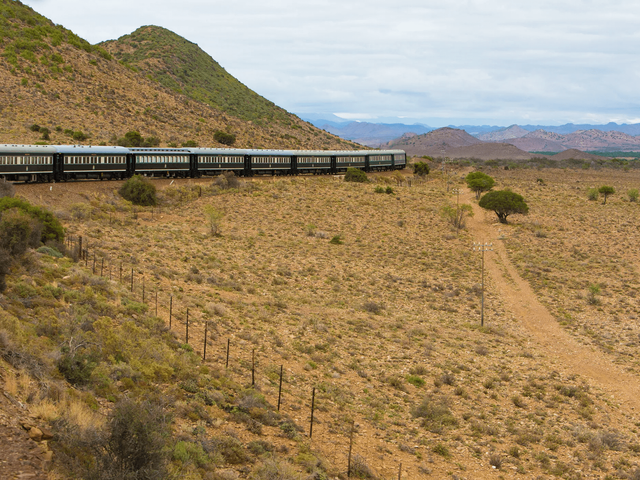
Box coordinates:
[40,428,53,440]
[28,427,43,442]
[20,422,34,431]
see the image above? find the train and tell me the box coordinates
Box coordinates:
[0,145,407,183]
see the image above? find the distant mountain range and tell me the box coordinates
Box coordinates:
[386,127,624,160]
[301,115,640,151]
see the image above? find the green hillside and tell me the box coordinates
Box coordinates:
[101,26,295,126]
[0,0,112,73]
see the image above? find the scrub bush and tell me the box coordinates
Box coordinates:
[0,197,64,243]
[214,130,236,146]
[344,168,368,183]
[0,179,15,198]
[118,175,157,206]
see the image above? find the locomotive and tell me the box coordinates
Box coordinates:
[0,145,407,183]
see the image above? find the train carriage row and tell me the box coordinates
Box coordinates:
[0,145,406,182]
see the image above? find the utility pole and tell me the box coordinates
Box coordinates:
[473,241,493,326]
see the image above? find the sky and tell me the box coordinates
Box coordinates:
[22,0,640,127]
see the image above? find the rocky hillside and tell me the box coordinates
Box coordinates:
[387,127,482,156]
[486,128,640,153]
[0,1,354,150]
[476,125,529,142]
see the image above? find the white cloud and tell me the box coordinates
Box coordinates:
[21,0,640,126]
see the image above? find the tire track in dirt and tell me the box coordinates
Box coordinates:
[464,190,640,413]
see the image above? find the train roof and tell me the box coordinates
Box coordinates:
[187,148,251,155]
[129,147,190,154]
[54,145,130,154]
[0,144,58,154]
[0,145,407,157]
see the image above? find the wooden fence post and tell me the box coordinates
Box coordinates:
[309,387,316,438]
[347,420,355,478]
[203,321,208,361]
[277,365,283,411]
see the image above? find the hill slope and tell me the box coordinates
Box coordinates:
[387,127,482,156]
[0,1,354,149]
[99,26,295,128]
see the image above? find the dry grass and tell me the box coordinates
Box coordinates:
[5,168,640,479]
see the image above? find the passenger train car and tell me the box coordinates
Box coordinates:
[0,144,406,182]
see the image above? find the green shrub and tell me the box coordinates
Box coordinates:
[406,375,425,387]
[0,208,33,256]
[432,443,451,458]
[412,395,457,433]
[202,435,249,464]
[72,130,88,142]
[118,175,157,206]
[385,186,394,194]
[97,398,170,479]
[374,186,385,194]
[412,161,430,176]
[172,440,210,467]
[344,167,368,183]
[214,130,236,146]
[30,123,41,132]
[587,188,599,201]
[329,235,343,245]
[0,197,64,243]
[57,348,97,386]
[0,249,11,292]
[181,140,198,148]
[628,188,639,202]
[36,245,63,257]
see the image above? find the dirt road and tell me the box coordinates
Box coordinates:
[464,190,640,414]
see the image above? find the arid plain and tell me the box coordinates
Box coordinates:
[3,164,640,479]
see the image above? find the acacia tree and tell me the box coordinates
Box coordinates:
[598,185,615,204]
[465,172,495,199]
[479,190,529,224]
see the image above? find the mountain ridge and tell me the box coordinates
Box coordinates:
[0,2,355,150]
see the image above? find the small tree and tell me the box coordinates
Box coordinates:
[413,161,430,176]
[479,190,529,224]
[440,204,473,230]
[203,205,224,236]
[344,168,368,183]
[598,185,615,204]
[587,188,599,201]
[466,172,495,199]
[118,175,157,206]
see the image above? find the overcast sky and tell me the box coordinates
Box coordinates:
[22,0,640,127]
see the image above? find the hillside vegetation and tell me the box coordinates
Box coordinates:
[0,0,355,150]
[100,26,294,128]
[2,166,640,479]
